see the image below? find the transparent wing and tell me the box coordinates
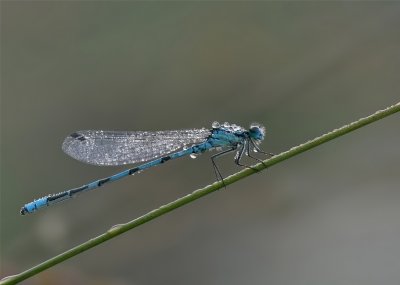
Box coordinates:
[62,128,211,166]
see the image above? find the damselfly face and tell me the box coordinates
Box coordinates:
[248,123,265,141]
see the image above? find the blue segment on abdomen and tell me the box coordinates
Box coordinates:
[24,197,48,213]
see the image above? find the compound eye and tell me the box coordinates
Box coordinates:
[249,123,266,140]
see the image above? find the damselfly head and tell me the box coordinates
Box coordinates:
[249,123,266,141]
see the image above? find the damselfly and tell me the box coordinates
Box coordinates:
[21,122,272,215]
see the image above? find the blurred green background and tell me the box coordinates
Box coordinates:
[1,2,400,284]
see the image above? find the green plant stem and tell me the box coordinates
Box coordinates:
[2,102,399,285]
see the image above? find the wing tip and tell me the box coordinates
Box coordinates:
[62,131,87,157]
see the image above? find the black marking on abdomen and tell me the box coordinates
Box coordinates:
[48,191,69,201]
[69,185,89,196]
[160,156,171,163]
[98,178,110,186]
[129,167,139,175]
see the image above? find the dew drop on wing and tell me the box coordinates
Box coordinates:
[233,125,241,131]
[212,121,220,128]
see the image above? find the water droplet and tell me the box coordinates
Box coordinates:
[212,121,220,128]
[233,125,241,131]
[110,224,124,231]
